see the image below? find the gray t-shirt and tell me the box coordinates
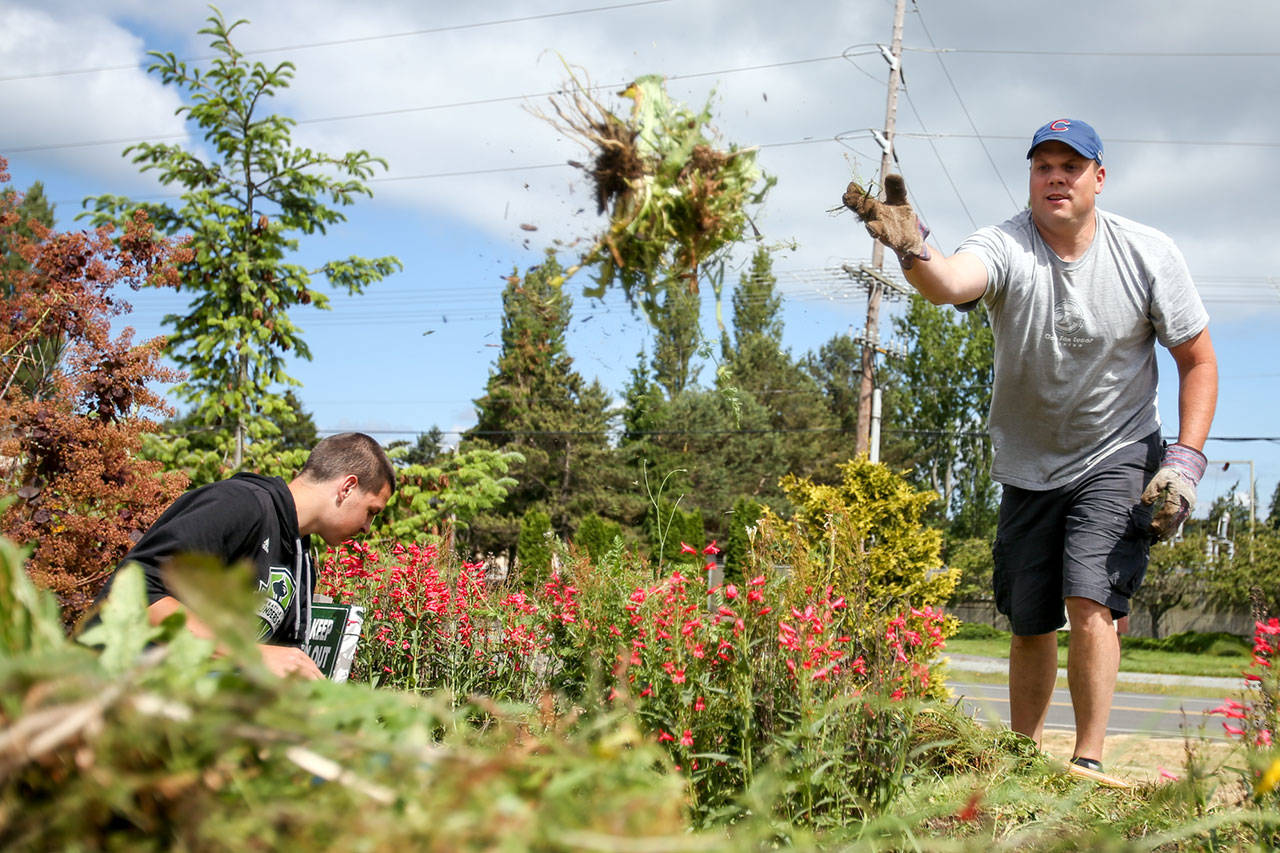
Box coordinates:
[957,208,1208,490]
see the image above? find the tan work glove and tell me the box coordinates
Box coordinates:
[842,174,931,267]
[1140,443,1207,541]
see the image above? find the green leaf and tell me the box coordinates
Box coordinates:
[0,529,64,657]
[76,562,163,675]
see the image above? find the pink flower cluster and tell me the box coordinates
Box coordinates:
[1209,617,1278,746]
[777,588,858,683]
[318,542,584,678]
[883,605,949,697]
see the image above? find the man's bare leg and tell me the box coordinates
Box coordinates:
[1009,631,1059,745]
[1065,596,1121,762]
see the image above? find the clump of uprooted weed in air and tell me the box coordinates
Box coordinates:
[531,63,774,323]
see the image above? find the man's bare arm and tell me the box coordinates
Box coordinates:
[899,249,989,307]
[1168,327,1218,450]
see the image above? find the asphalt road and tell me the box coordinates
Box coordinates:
[952,681,1231,739]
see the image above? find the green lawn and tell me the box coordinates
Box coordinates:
[945,623,1253,680]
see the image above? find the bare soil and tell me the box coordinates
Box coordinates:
[1040,730,1241,788]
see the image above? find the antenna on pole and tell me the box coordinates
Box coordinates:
[854,0,907,457]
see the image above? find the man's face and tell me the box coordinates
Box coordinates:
[1028,140,1105,229]
[319,479,391,546]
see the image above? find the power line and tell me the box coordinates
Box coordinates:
[909,1,1018,213]
[893,131,1280,149]
[312,423,1280,443]
[906,48,1280,58]
[0,0,676,84]
[17,44,1280,158]
[3,55,846,155]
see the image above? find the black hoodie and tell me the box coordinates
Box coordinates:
[95,473,315,647]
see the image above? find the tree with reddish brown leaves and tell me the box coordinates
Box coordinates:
[0,157,192,626]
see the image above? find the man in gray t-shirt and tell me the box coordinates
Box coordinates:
[842,119,1218,772]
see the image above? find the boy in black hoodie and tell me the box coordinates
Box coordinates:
[94,432,395,679]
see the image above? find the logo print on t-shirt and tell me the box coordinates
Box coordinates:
[1054,298,1087,335]
[256,567,294,638]
[265,567,295,609]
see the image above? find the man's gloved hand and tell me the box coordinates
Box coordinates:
[842,174,931,267]
[1140,443,1208,541]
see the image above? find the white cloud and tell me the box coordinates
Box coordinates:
[0,4,191,192]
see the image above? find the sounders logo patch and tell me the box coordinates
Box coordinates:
[255,566,296,638]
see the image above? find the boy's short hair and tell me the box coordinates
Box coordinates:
[298,432,396,495]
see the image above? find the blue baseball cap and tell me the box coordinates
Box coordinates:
[1026,118,1103,164]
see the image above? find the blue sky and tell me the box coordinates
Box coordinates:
[2,0,1278,522]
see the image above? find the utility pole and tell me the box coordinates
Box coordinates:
[1210,459,1256,532]
[855,0,907,457]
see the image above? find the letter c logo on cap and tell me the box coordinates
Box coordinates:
[1050,119,1071,132]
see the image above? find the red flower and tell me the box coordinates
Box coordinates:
[956,791,982,823]
[1209,700,1248,719]
[671,669,686,684]
[694,696,705,712]
[680,542,698,555]
[680,729,694,747]
[724,584,738,600]
[1223,722,1246,737]
[658,730,675,742]
[702,540,721,555]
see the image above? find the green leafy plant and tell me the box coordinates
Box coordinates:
[575,512,623,563]
[516,507,554,587]
[83,7,400,467]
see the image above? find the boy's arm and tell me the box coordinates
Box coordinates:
[147,596,324,680]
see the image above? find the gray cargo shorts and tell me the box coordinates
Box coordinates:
[992,432,1162,636]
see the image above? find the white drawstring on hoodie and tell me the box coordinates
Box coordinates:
[293,536,312,641]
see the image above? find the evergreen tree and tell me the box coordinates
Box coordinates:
[464,255,623,557]
[84,9,399,467]
[388,427,447,468]
[650,281,702,397]
[575,513,623,563]
[639,388,784,539]
[721,247,835,481]
[516,507,554,588]
[2,182,61,399]
[1,181,55,275]
[1269,479,1280,530]
[619,350,668,461]
[804,333,862,437]
[276,390,318,453]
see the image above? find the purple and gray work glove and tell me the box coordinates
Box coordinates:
[1140,443,1207,541]
[841,174,932,269]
